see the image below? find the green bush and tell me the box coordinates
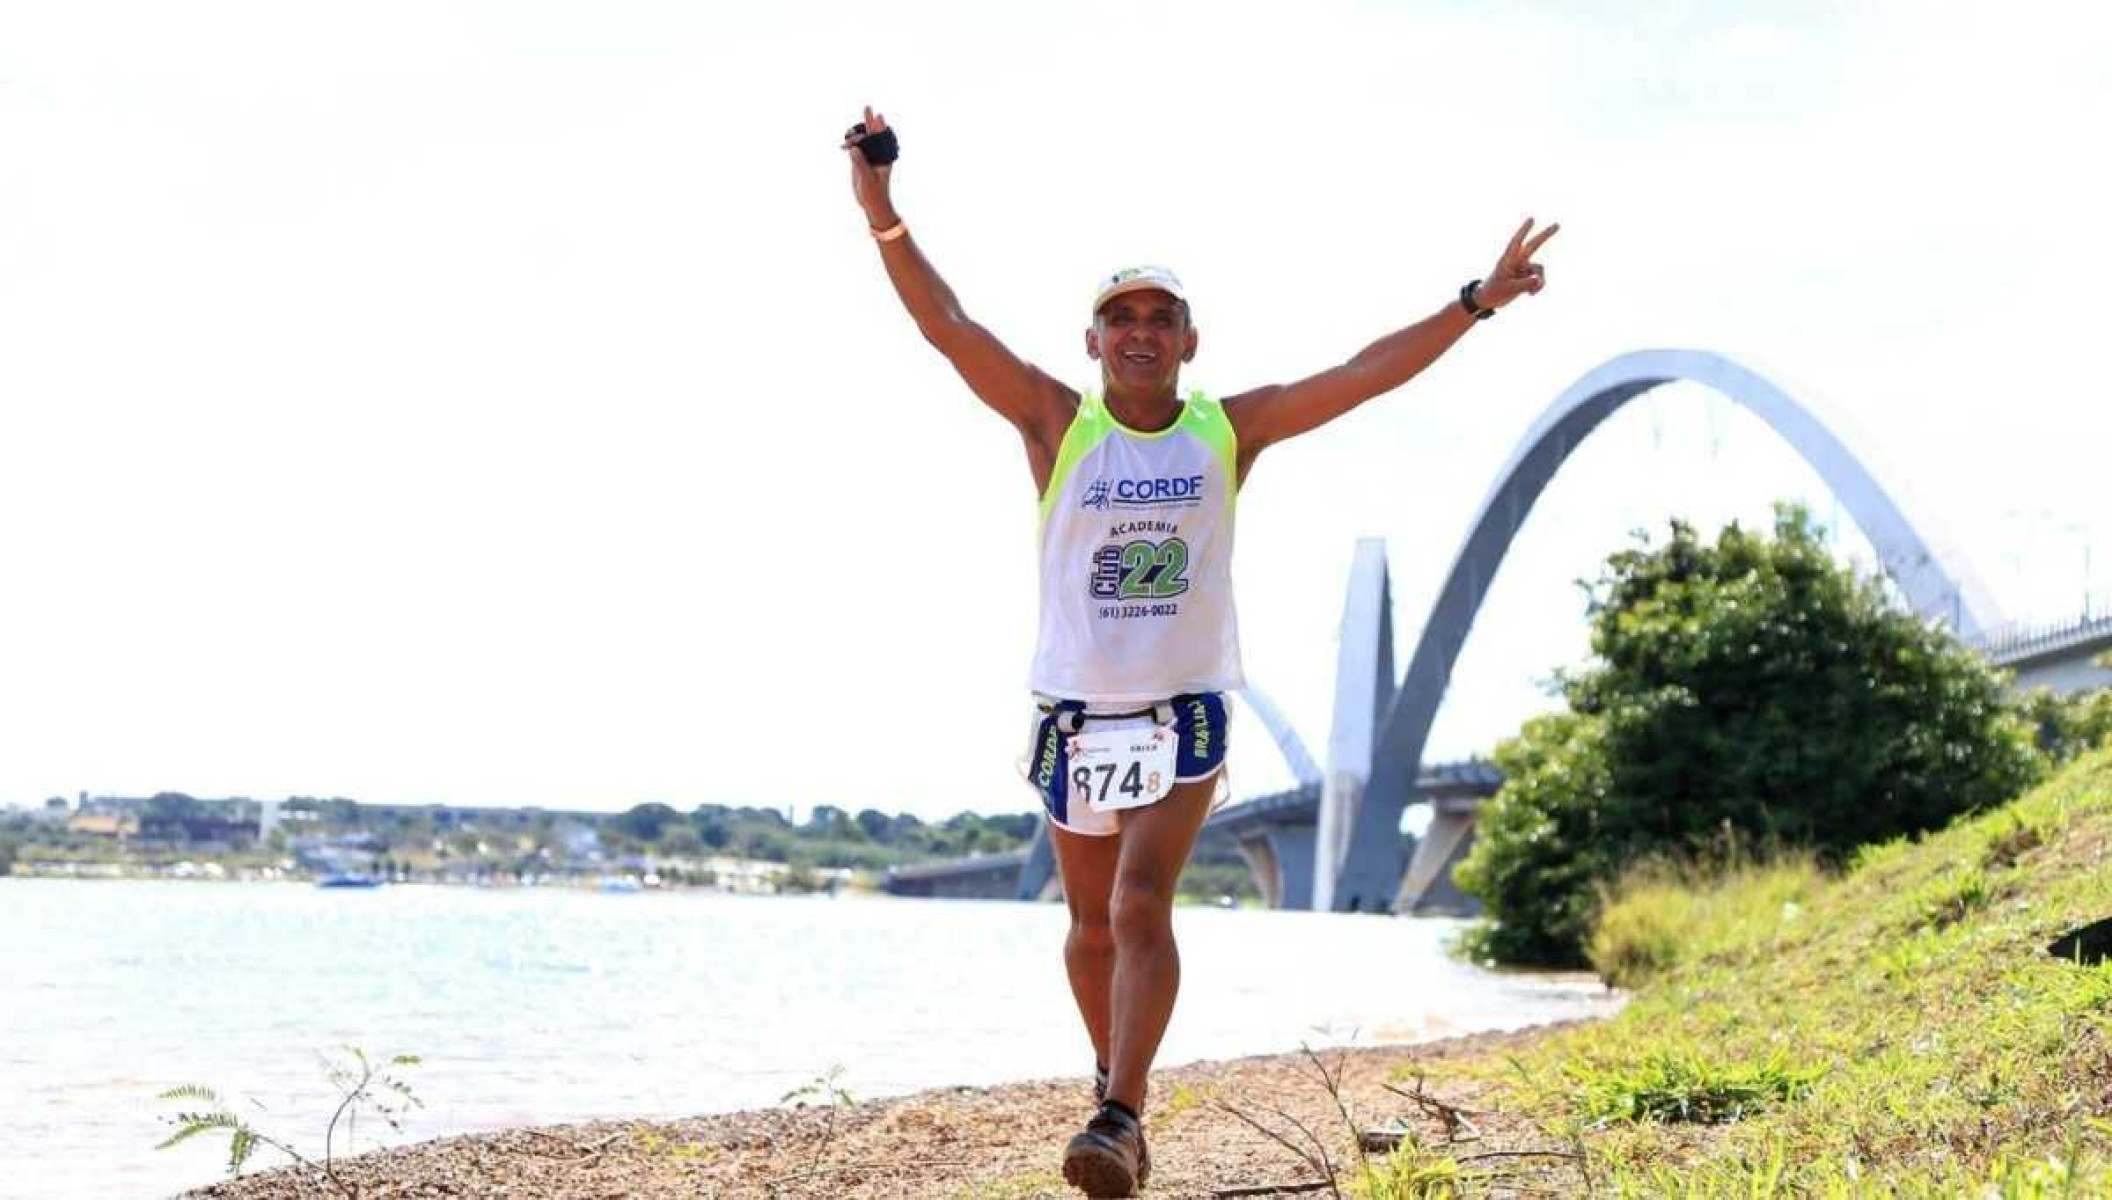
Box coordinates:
[1450,710,1612,965]
[1455,506,2044,966]
[2014,685,2112,765]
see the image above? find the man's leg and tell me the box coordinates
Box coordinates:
[1101,775,1216,1112]
[1048,819,1121,1071]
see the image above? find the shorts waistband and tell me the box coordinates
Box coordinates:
[1033,691,1209,716]
[1034,692,1219,736]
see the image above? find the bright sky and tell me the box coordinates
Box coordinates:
[4,1,2108,820]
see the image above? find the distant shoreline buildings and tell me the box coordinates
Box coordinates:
[0,790,1058,895]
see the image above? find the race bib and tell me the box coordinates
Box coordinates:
[1068,724,1178,813]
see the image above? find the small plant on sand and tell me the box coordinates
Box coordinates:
[1211,1045,1356,1196]
[1352,1140,1463,1200]
[779,1063,857,1109]
[1218,1044,1582,1198]
[957,1169,1066,1199]
[1150,1081,1208,1130]
[780,1064,857,1173]
[633,1126,715,1163]
[156,1046,422,1195]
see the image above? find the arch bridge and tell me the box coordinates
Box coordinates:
[911,350,2106,911]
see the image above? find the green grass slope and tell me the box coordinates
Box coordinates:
[1390,748,2112,1196]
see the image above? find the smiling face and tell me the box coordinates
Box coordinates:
[1086,288,1198,396]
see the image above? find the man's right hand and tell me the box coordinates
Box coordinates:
[841,103,1075,480]
[842,105,898,229]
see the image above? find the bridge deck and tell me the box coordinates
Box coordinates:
[885,849,1028,884]
[1976,612,2112,668]
[1207,758,1502,831]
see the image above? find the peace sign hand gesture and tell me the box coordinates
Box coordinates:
[1473,218,1560,312]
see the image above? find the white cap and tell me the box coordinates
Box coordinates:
[1092,265,1188,316]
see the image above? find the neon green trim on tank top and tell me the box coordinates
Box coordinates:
[1038,392,1116,528]
[1036,390,1241,527]
[1177,390,1240,506]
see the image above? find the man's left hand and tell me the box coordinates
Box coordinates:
[1475,218,1560,311]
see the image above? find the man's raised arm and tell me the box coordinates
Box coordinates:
[843,107,1073,443]
[1224,219,1560,474]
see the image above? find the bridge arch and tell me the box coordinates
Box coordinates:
[1326,348,2002,911]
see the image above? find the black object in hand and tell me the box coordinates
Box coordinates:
[844,123,899,166]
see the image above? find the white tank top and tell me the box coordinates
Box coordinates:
[1029,389,1246,704]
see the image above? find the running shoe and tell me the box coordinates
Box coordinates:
[1062,1101,1150,1196]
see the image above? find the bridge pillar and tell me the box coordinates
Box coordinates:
[1331,747,1423,911]
[1399,803,1481,915]
[1233,824,1315,911]
[1232,833,1281,909]
[1314,539,1395,910]
[1015,825,1057,901]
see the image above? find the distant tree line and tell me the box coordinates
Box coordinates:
[600,802,1042,870]
[7,778,1269,898]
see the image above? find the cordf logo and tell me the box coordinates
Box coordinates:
[1082,475,1207,510]
[1114,476,1206,507]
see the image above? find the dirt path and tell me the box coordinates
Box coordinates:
[184,1022,1603,1199]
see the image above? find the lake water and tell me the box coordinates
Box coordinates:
[0,878,1618,1198]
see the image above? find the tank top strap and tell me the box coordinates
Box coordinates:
[1038,392,1116,527]
[1176,389,1238,503]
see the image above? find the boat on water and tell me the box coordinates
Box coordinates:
[316,873,382,889]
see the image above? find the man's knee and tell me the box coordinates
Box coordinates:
[1069,909,1115,954]
[1110,876,1175,948]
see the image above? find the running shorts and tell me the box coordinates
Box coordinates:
[1022,692,1230,836]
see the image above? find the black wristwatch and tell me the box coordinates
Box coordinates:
[1459,279,1495,320]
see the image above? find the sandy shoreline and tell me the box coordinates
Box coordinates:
[180,1018,1609,1199]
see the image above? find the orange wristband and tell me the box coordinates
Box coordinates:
[871,221,908,243]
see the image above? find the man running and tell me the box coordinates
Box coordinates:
[843,105,1556,1197]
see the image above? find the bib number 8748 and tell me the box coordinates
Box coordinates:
[1072,761,1157,809]
[1066,726,1178,813]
